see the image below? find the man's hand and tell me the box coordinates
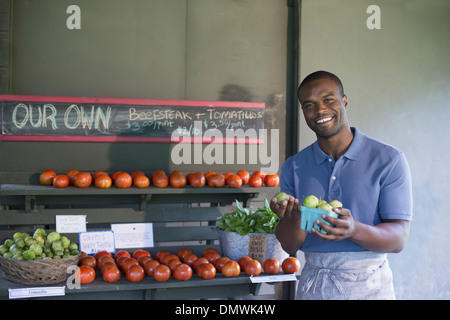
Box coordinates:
[312,207,356,241]
[270,195,301,221]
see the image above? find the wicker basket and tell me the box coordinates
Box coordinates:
[0,254,80,285]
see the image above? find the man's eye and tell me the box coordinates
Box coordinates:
[324,98,333,103]
[303,103,314,109]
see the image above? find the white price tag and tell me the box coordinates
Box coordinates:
[9,286,65,299]
[56,215,86,233]
[79,230,115,255]
[111,223,154,249]
[249,273,297,283]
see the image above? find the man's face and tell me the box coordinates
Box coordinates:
[298,78,348,139]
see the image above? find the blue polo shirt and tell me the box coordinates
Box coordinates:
[280,127,413,252]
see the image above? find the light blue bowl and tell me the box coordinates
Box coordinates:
[300,206,339,234]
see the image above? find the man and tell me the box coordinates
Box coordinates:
[271,71,412,299]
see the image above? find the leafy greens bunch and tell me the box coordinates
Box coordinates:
[216,199,279,236]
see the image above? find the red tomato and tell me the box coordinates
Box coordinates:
[53,174,69,188]
[282,257,301,274]
[76,266,95,284]
[237,170,250,184]
[238,256,253,270]
[94,174,112,188]
[143,259,160,277]
[244,260,262,276]
[152,173,169,188]
[133,175,150,188]
[160,254,180,265]
[197,263,216,279]
[177,248,192,260]
[102,266,121,283]
[264,174,280,187]
[248,175,263,188]
[137,255,152,266]
[110,171,122,184]
[114,250,131,261]
[155,250,171,262]
[223,172,234,185]
[121,257,139,273]
[78,256,97,269]
[192,257,209,272]
[66,170,79,185]
[115,256,129,270]
[206,174,225,188]
[222,260,241,277]
[204,251,221,263]
[213,256,231,272]
[188,172,206,188]
[115,172,132,188]
[97,255,115,267]
[204,171,216,179]
[263,258,281,274]
[226,174,243,188]
[132,249,151,260]
[153,264,171,282]
[126,264,145,282]
[167,258,182,272]
[39,169,56,185]
[151,169,166,179]
[173,263,193,281]
[73,172,92,188]
[169,173,187,188]
[99,261,117,274]
[131,170,146,179]
[94,250,112,260]
[92,171,108,180]
[252,170,267,180]
[183,253,198,267]
[202,247,219,257]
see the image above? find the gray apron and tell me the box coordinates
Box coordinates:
[297,251,396,300]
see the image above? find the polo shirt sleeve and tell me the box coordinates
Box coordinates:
[378,151,413,221]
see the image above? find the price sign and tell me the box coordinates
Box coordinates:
[79,230,115,255]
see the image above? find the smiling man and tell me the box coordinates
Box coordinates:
[271,71,413,300]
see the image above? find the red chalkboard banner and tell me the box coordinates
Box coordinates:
[0,95,265,144]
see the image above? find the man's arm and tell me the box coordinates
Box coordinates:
[314,208,411,253]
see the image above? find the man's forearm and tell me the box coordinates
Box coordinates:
[275,218,306,255]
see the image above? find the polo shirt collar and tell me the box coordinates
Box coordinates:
[312,127,365,164]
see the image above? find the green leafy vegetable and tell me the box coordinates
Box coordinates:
[216,199,279,236]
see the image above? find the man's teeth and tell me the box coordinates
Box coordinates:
[316,117,332,124]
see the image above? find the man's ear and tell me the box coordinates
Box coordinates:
[342,94,348,109]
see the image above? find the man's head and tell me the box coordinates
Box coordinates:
[297,71,349,140]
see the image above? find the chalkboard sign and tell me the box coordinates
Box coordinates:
[0,95,265,144]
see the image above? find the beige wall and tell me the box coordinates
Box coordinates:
[298,0,450,299]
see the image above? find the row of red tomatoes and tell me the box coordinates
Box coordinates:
[76,248,300,284]
[39,169,280,189]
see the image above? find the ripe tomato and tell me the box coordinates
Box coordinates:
[282,257,301,274]
[213,256,230,272]
[263,258,281,274]
[169,173,187,188]
[264,174,280,187]
[76,266,95,284]
[202,247,219,257]
[39,169,56,185]
[223,172,234,185]
[66,170,79,185]
[153,264,171,282]
[137,255,152,266]
[204,171,216,179]
[238,256,253,270]
[155,250,171,262]
[110,171,122,184]
[100,261,117,274]
[197,263,216,279]
[102,266,121,283]
[183,253,198,267]
[152,173,169,187]
[53,174,69,188]
[116,256,128,270]
[204,251,220,263]
[121,257,139,273]
[74,172,92,188]
[78,255,97,269]
[151,169,166,179]
[252,170,267,180]
[177,248,192,260]
[92,171,108,180]
[167,258,182,272]
[160,254,180,265]
[115,172,132,188]
[244,259,262,276]
[94,250,112,260]
[192,257,209,272]
[143,259,160,277]
[188,172,206,188]
[114,250,131,261]
[207,174,225,188]
[126,264,145,282]
[131,170,146,179]
[222,260,241,277]
[248,175,263,188]
[226,174,243,188]
[173,263,193,281]
[133,175,150,188]
[97,255,115,267]
[237,170,250,184]
[95,174,112,188]
[132,249,151,260]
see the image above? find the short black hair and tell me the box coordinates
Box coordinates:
[298,70,344,98]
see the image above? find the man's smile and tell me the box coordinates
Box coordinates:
[316,116,334,124]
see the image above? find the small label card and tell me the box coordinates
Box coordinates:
[56,215,86,233]
[9,286,65,299]
[249,273,297,283]
[79,230,115,255]
[248,234,268,263]
[111,223,154,249]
